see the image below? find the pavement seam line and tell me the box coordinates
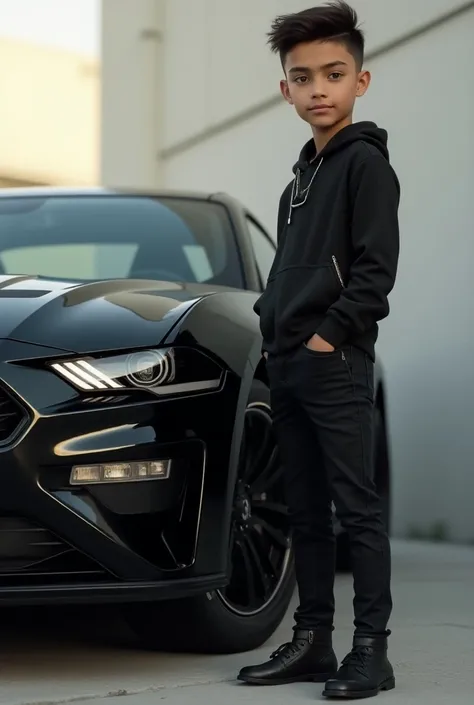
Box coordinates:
[7,676,237,705]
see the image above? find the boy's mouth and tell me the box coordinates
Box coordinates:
[308,104,332,112]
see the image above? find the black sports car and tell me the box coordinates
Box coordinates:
[0,188,391,654]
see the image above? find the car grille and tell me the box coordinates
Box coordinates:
[0,517,112,585]
[0,384,28,446]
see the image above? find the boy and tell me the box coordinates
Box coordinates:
[237,1,400,700]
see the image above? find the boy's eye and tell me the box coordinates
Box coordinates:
[328,72,343,80]
[294,76,309,84]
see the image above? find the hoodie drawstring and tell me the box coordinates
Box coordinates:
[288,158,324,224]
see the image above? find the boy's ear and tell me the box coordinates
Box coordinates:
[356,70,371,97]
[280,79,293,105]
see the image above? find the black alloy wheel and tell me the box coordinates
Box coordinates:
[216,398,293,616]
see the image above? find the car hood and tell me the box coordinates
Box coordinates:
[0,275,238,354]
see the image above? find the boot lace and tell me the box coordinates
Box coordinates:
[270,641,302,662]
[341,646,373,676]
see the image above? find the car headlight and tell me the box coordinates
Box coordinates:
[49,347,223,396]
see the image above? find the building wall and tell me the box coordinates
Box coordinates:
[161,0,471,154]
[101,0,474,542]
[0,38,99,185]
[100,0,165,189]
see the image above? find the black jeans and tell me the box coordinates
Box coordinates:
[266,343,392,637]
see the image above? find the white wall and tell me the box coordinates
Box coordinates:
[100,0,165,189]
[162,0,472,152]
[163,1,474,543]
[346,9,474,543]
[101,0,474,542]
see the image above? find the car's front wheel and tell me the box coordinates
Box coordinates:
[124,379,295,654]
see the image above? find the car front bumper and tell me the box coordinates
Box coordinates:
[0,340,240,605]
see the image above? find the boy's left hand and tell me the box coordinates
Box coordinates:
[306,334,335,353]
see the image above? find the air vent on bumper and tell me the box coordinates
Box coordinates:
[0,384,28,446]
[0,517,111,585]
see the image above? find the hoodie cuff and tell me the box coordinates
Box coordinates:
[316,316,348,349]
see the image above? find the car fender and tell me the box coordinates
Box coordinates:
[164,291,265,555]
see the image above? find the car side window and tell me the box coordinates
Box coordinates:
[246,216,276,285]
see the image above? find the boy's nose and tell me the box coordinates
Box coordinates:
[310,82,327,99]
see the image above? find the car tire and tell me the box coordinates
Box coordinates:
[123,379,295,654]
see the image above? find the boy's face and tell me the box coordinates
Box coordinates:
[280,40,370,132]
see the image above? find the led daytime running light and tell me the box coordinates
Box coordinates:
[51,361,123,391]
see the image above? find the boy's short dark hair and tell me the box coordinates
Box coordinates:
[267,1,365,70]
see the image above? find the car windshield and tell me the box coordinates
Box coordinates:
[0,194,244,288]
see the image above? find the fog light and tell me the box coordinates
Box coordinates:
[149,461,169,476]
[103,463,132,480]
[70,459,171,485]
[71,466,101,483]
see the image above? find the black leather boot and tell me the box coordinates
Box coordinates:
[237,628,337,685]
[323,635,395,699]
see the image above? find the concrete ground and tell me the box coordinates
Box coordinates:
[0,540,473,705]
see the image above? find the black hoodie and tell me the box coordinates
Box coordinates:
[254,121,400,362]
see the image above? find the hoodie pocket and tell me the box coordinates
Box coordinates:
[268,263,343,335]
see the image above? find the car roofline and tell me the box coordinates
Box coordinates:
[0,185,238,205]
